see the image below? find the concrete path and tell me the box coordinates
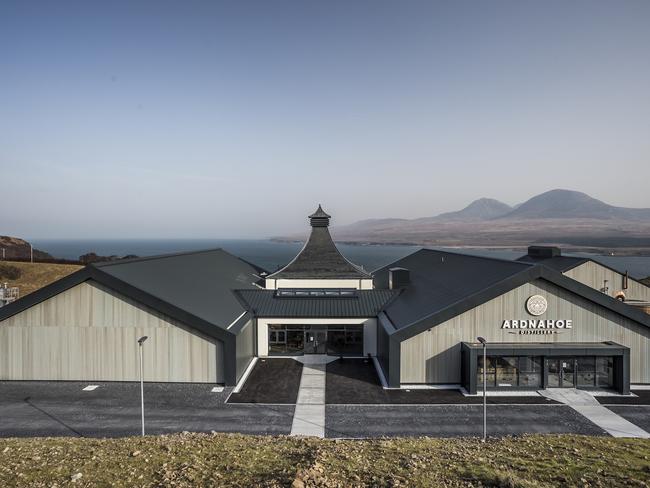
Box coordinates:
[540,389,650,438]
[290,355,336,437]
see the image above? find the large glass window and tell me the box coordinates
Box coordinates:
[576,357,596,387]
[286,330,305,354]
[496,357,518,387]
[477,356,542,389]
[596,357,614,388]
[327,326,363,355]
[267,325,363,355]
[268,326,286,354]
[519,356,542,387]
[477,356,496,388]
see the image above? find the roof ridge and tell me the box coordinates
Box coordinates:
[91,247,227,267]
[371,247,532,274]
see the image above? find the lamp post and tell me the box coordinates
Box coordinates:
[477,336,487,442]
[137,336,148,436]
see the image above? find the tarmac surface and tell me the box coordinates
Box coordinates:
[2,366,650,438]
[325,404,608,438]
[228,358,303,404]
[0,381,295,438]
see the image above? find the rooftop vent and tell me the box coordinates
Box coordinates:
[308,204,331,227]
[389,267,410,290]
[527,246,561,259]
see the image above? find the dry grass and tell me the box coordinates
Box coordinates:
[0,261,83,297]
[0,433,649,487]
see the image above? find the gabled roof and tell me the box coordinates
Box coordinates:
[94,248,264,329]
[0,249,266,339]
[373,249,532,329]
[373,249,650,341]
[268,206,371,280]
[235,289,398,318]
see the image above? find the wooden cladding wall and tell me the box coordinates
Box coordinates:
[400,278,650,384]
[0,281,223,383]
[564,261,650,302]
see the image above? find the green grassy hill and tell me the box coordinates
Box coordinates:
[0,261,82,297]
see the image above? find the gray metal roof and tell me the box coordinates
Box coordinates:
[234,289,398,317]
[94,249,265,330]
[268,206,371,280]
[374,249,532,329]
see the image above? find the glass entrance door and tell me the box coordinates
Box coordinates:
[547,358,575,388]
[305,329,327,354]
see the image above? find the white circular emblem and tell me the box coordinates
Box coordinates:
[526,295,547,316]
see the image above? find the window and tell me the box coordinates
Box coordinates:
[477,356,496,388]
[576,357,596,387]
[496,357,518,387]
[596,357,614,388]
[268,326,288,354]
[519,357,542,387]
[477,356,542,389]
[269,330,286,343]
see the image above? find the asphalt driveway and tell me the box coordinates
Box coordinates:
[2,380,648,439]
[605,406,650,432]
[0,381,294,438]
[325,404,608,438]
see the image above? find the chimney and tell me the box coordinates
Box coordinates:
[527,246,561,259]
[389,268,410,290]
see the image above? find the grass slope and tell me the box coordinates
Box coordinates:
[0,261,82,297]
[0,433,648,487]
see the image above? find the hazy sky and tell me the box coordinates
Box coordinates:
[1,1,649,238]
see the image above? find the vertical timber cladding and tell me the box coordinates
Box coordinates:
[235,319,255,382]
[0,281,224,383]
[399,278,650,384]
[564,261,650,302]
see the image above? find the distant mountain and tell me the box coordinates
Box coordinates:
[502,189,650,221]
[312,189,650,252]
[435,198,512,221]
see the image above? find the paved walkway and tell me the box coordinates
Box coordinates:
[540,389,650,438]
[290,355,336,437]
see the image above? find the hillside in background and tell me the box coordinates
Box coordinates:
[0,261,82,296]
[279,190,650,254]
[0,236,51,260]
[435,198,513,221]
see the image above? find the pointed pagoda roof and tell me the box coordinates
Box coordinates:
[267,205,371,280]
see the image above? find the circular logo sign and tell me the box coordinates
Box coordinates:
[526,295,548,316]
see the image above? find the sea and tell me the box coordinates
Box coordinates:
[29,238,650,278]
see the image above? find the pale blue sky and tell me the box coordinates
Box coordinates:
[1,1,649,238]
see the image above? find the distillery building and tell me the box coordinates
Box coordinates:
[0,206,649,395]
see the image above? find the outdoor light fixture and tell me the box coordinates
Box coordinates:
[137,336,148,436]
[477,336,487,442]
